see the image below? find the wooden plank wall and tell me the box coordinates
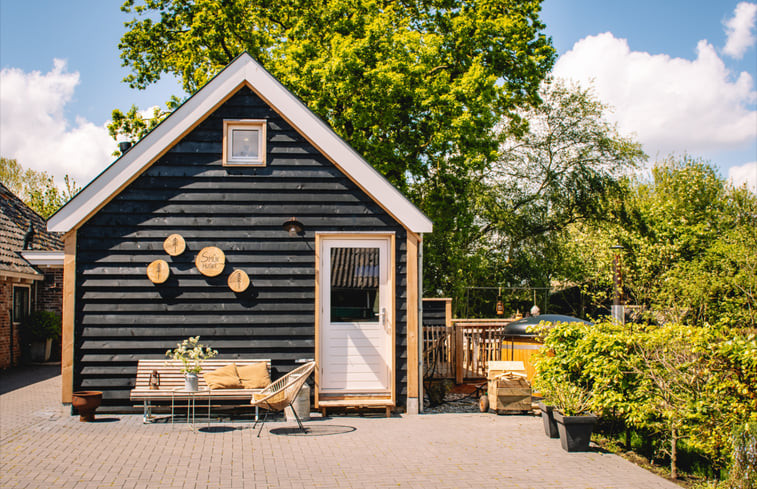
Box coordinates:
[421,299,450,327]
[74,86,408,411]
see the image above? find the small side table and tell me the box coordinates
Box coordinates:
[171,388,211,430]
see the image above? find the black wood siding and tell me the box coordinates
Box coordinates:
[74,86,408,410]
[422,299,449,328]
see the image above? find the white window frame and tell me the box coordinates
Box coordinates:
[223,119,267,166]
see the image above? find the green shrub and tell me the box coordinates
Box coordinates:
[532,318,756,480]
[21,310,62,342]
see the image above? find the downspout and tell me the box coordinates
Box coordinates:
[417,235,424,413]
[9,309,13,366]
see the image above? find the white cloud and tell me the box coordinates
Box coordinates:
[723,2,757,59]
[0,59,114,188]
[729,161,757,191]
[553,33,757,158]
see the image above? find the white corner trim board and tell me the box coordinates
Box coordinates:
[47,53,432,235]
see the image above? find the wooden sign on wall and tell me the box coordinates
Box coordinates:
[228,269,250,292]
[195,246,225,277]
[147,259,170,284]
[163,234,186,256]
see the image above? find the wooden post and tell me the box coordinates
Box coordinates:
[61,231,76,404]
[406,235,419,411]
[455,321,464,384]
[313,234,321,410]
[445,299,453,378]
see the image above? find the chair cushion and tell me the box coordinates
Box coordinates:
[204,363,242,389]
[237,362,271,389]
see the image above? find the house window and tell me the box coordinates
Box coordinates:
[223,120,267,166]
[12,286,30,323]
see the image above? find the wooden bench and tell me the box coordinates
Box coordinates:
[130,359,271,423]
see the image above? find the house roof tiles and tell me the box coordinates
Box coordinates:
[0,183,63,277]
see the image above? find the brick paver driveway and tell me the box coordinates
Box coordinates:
[0,366,680,489]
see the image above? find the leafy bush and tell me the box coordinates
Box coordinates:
[21,310,61,342]
[533,318,756,480]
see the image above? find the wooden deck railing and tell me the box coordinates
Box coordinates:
[423,324,455,379]
[423,317,515,382]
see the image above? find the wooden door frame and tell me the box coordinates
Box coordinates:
[314,232,396,408]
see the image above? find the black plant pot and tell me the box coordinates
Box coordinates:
[553,411,598,452]
[538,401,559,438]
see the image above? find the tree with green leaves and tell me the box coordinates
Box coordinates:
[585,156,757,327]
[108,101,180,155]
[486,80,645,242]
[115,0,554,188]
[451,79,644,310]
[551,155,757,327]
[113,0,556,299]
[0,157,80,218]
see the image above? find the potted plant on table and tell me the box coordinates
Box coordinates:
[21,311,61,362]
[552,382,597,452]
[166,336,217,391]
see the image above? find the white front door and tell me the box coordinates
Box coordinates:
[319,236,392,394]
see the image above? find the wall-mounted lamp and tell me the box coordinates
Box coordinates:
[282,217,304,237]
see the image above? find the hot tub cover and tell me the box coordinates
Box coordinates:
[504,314,592,336]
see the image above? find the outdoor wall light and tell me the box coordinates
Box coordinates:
[283,217,304,237]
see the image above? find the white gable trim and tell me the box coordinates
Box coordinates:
[48,53,432,234]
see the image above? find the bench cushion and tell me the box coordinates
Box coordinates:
[204,363,243,389]
[237,362,271,389]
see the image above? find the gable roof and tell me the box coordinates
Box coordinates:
[0,183,63,278]
[48,53,432,235]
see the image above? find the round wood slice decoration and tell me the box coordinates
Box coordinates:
[195,246,225,277]
[147,259,170,284]
[163,234,186,256]
[228,269,250,293]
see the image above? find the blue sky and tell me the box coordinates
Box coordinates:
[1,0,755,190]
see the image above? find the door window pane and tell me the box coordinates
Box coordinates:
[330,247,379,322]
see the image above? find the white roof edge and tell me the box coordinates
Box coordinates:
[20,251,65,266]
[48,53,432,234]
[0,269,43,281]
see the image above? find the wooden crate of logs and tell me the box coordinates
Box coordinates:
[487,361,532,414]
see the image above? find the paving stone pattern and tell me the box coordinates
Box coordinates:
[0,366,681,489]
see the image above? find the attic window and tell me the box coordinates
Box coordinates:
[223,120,267,166]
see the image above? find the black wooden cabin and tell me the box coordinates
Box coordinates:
[49,53,432,414]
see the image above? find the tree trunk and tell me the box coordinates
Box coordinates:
[670,427,678,480]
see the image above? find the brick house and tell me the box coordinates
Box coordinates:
[0,183,64,368]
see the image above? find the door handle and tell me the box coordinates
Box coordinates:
[380,307,389,331]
